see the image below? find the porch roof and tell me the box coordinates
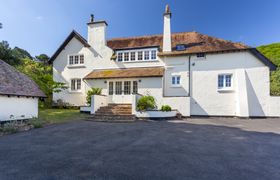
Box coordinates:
[84,67,165,79]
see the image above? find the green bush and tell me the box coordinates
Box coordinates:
[137,96,156,111]
[2,122,18,134]
[29,119,44,129]
[86,88,102,104]
[161,105,172,112]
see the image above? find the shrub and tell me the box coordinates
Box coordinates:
[2,122,18,134]
[161,105,172,112]
[28,119,44,129]
[52,99,72,109]
[86,88,102,104]
[137,96,156,111]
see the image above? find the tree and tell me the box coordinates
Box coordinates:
[12,46,33,60]
[0,41,21,65]
[0,23,2,29]
[35,54,50,64]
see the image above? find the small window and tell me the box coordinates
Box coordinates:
[115,81,122,95]
[197,53,205,58]
[218,74,232,89]
[74,55,79,64]
[80,55,84,64]
[172,76,181,86]
[124,52,129,61]
[109,82,113,95]
[69,56,74,65]
[124,81,131,95]
[151,50,157,60]
[133,81,138,94]
[144,51,150,60]
[138,51,143,60]
[130,52,136,61]
[176,44,186,51]
[70,79,81,91]
[117,52,123,62]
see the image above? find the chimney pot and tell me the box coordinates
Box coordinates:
[90,14,94,23]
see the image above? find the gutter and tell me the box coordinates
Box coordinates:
[188,55,191,97]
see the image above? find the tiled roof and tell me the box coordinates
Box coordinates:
[0,60,46,97]
[84,67,164,79]
[107,31,249,54]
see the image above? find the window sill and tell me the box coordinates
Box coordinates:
[218,88,234,93]
[117,60,159,63]
[171,85,182,88]
[67,65,86,69]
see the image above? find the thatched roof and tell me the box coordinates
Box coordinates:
[0,60,46,98]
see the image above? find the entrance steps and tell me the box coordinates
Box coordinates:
[90,104,135,122]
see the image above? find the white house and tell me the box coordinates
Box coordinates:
[50,5,280,118]
[0,60,46,121]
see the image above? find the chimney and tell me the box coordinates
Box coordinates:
[163,5,172,52]
[87,14,108,48]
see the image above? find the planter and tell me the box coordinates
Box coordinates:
[136,110,177,118]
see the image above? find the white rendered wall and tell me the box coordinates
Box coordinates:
[0,96,38,121]
[53,37,164,106]
[190,51,271,117]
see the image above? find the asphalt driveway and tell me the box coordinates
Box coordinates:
[0,118,280,180]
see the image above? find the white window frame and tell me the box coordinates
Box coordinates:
[68,54,85,67]
[70,78,82,92]
[116,48,158,62]
[171,75,181,87]
[218,74,233,91]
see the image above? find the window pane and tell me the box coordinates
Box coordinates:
[71,79,76,90]
[225,75,232,87]
[218,75,224,88]
[124,52,129,61]
[137,51,143,60]
[144,51,150,60]
[80,55,84,64]
[76,79,81,90]
[109,82,113,95]
[115,81,122,95]
[69,56,73,64]
[197,53,205,58]
[172,77,176,85]
[177,76,181,84]
[130,52,135,61]
[124,81,131,95]
[74,55,79,64]
[133,81,138,94]
[151,50,157,59]
[117,53,123,61]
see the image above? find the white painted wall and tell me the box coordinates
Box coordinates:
[189,51,275,117]
[0,96,39,121]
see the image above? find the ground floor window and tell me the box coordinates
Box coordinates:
[109,81,138,95]
[71,79,81,91]
[218,74,232,89]
[172,75,181,86]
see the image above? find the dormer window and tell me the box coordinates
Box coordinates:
[176,44,186,51]
[68,54,85,66]
[116,48,157,62]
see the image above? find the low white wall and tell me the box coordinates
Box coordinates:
[0,96,39,121]
[162,96,190,117]
[136,111,177,118]
[269,96,280,117]
[91,95,108,114]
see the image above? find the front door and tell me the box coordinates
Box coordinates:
[108,80,138,104]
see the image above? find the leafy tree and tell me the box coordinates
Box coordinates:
[257,43,280,95]
[0,41,21,65]
[0,23,2,29]
[35,54,49,64]
[12,46,33,60]
[16,58,67,108]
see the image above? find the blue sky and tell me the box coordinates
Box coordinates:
[0,0,280,56]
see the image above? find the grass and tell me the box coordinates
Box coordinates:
[36,109,90,124]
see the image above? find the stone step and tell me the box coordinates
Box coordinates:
[91,114,136,121]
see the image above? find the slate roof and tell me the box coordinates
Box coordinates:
[84,67,164,79]
[0,60,46,97]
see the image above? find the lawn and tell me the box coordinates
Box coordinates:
[37,109,90,124]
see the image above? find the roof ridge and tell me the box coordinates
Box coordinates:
[107,31,197,41]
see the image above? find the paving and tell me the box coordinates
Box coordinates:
[0,118,280,180]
